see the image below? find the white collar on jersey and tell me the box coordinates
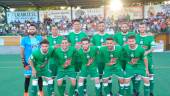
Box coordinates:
[121,32,128,35]
[108,46,115,51]
[140,33,148,37]
[40,48,48,55]
[83,47,90,53]
[52,34,59,38]
[129,44,138,50]
[98,32,105,36]
[74,30,81,34]
[61,47,69,52]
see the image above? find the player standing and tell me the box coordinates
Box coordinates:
[136,23,155,96]
[101,38,124,96]
[77,38,100,96]
[67,19,88,95]
[20,24,42,96]
[113,22,135,46]
[29,39,54,96]
[91,21,111,95]
[54,38,76,96]
[47,25,63,95]
[123,35,150,96]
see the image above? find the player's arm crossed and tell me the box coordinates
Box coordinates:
[29,54,36,77]
[143,49,150,76]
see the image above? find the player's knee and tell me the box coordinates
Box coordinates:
[124,78,131,84]
[43,81,48,86]
[95,83,101,89]
[103,82,108,87]
[47,79,53,85]
[135,75,141,80]
[95,78,100,84]
[78,78,84,83]
[57,79,63,86]
[70,79,76,86]
[124,82,130,87]
[119,80,124,84]
[78,82,84,87]
[144,82,150,87]
[32,79,38,86]
[72,81,76,86]
[103,78,109,83]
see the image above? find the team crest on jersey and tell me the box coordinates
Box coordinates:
[130,53,134,58]
[45,57,48,61]
[53,41,56,44]
[64,54,67,59]
[123,37,126,41]
[140,40,143,45]
[75,36,78,41]
[100,38,104,43]
[110,54,113,58]
[87,54,90,59]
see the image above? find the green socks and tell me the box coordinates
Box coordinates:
[144,83,150,96]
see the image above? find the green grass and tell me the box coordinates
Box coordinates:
[0,52,170,96]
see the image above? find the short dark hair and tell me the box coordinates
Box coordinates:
[51,25,58,29]
[128,35,136,39]
[121,22,129,26]
[73,19,80,24]
[98,21,105,25]
[30,24,37,29]
[139,22,146,26]
[41,31,47,36]
[62,37,70,43]
[40,39,49,45]
[106,37,114,41]
[81,38,90,43]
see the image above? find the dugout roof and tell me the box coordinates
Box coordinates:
[0,0,166,8]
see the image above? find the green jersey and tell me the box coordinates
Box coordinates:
[54,46,76,71]
[47,35,63,47]
[91,33,111,74]
[114,31,135,46]
[76,46,98,70]
[123,45,146,69]
[68,31,88,46]
[100,45,122,69]
[30,47,54,72]
[91,33,111,47]
[136,34,155,57]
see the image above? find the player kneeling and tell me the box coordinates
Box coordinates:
[123,35,150,96]
[53,38,76,96]
[76,38,100,96]
[29,39,54,96]
[101,38,124,96]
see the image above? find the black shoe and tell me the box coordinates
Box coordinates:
[100,92,103,96]
[133,92,139,96]
[74,91,79,96]
[110,92,113,96]
[116,93,122,96]
[84,90,87,96]
[150,93,154,96]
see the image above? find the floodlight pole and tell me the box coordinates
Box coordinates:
[37,7,40,23]
[71,6,73,21]
[103,0,106,19]
[0,5,8,24]
[4,7,7,24]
